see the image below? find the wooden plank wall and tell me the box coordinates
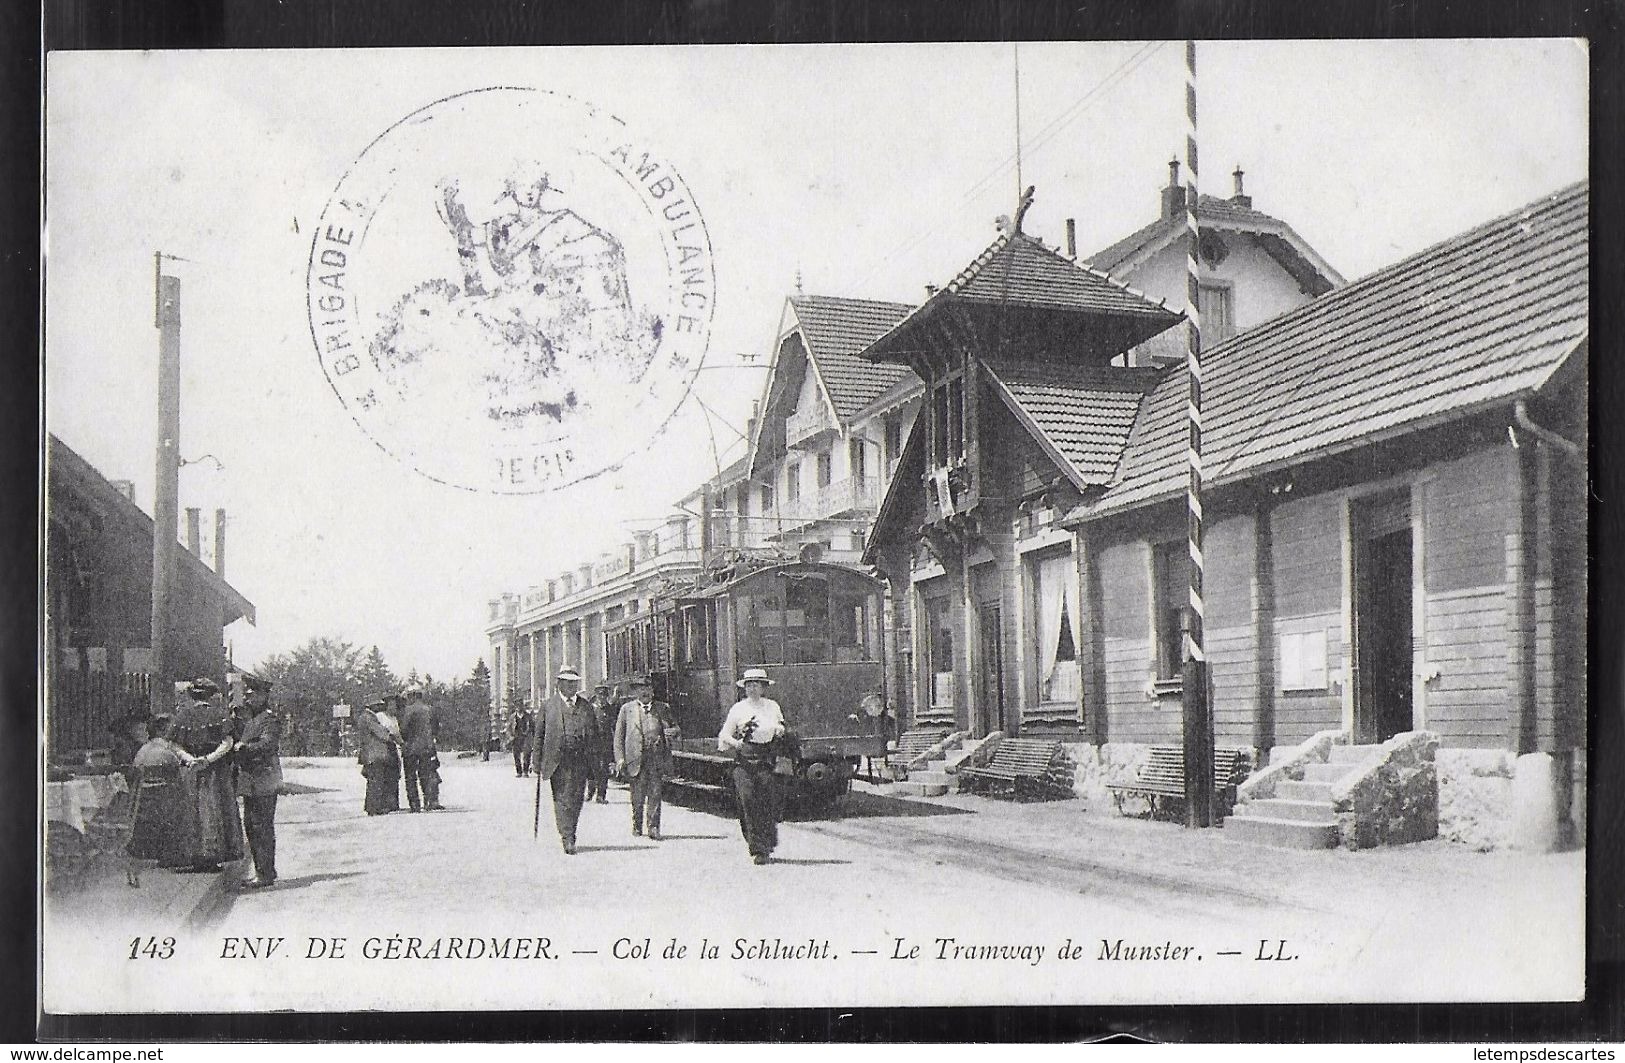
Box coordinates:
[1268,493,1346,745]
[1422,446,1513,747]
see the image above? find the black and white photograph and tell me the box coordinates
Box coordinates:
[38,37,1592,1018]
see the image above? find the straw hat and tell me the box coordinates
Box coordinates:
[735,667,775,688]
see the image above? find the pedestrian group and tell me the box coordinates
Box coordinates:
[127,674,284,890]
[526,665,792,865]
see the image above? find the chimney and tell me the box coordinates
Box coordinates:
[924,284,939,298]
[111,480,135,502]
[1230,165,1251,208]
[1162,157,1186,220]
[746,400,760,445]
[186,508,201,554]
[1064,218,1077,259]
[213,508,226,577]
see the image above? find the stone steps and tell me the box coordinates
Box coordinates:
[892,780,949,797]
[1226,744,1384,850]
[1225,813,1340,849]
[1278,780,1335,803]
[1240,797,1336,823]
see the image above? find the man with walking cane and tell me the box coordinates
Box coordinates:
[532,667,600,854]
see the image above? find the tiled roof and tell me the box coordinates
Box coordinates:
[984,360,1163,486]
[790,295,916,422]
[948,231,1176,318]
[1085,194,1343,293]
[1079,182,1588,519]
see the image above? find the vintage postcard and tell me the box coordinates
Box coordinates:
[41,40,1589,1015]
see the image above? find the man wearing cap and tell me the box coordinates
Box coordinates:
[718,668,788,865]
[172,677,245,871]
[233,675,282,888]
[585,682,618,804]
[614,676,680,840]
[400,686,444,812]
[534,667,600,854]
[356,695,403,815]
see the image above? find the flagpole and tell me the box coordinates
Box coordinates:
[1181,40,1216,829]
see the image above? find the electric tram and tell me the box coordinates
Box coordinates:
[603,559,890,805]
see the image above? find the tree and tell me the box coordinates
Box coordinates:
[356,645,398,702]
[256,636,368,756]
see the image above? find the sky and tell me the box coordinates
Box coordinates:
[43,40,1588,680]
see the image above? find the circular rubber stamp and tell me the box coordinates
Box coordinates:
[307,87,714,493]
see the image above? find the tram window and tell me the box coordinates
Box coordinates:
[784,576,830,664]
[832,582,879,663]
[680,605,712,667]
[735,588,785,666]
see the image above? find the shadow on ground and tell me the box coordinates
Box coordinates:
[236,870,364,892]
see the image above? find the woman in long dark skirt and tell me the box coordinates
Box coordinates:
[171,678,244,870]
[356,696,403,815]
[127,715,199,869]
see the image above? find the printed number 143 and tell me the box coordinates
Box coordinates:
[128,936,175,959]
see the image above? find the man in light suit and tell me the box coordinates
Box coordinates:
[233,675,282,888]
[613,675,680,841]
[533,667,600,855]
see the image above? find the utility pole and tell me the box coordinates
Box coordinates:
[150,255,182,715]
[1180,41,1216,828]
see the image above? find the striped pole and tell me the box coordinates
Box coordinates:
[1181,39,1215,829]
[1183,38,1204,667]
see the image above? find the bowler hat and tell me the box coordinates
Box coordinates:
[556,668,582,682]
[628,674,653,688]
[735,667,775,688]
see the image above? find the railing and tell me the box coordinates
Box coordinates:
[768,476,882,532]
[785,404,835,449]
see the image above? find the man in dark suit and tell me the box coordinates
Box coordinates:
[233,675,282,888]
[399,686,443,812]
[510,707,534,776]
[533,667,599,855]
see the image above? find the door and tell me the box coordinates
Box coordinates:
[977,603,1008,737]
[1353,490,1414,743]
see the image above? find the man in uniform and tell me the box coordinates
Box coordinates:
[585,682,618,803]
[614,675,680,840]
[533,667,599,855]
[399,686,443,812]
[233,675,282,888]
[510,706,534,777]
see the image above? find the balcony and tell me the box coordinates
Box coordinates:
[785,404,836,450]
[770,476,882,533]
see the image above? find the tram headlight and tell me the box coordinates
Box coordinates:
[859,692,885,718]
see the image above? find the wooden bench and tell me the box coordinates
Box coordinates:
[959,738,1073,801]
[1106,746,1250,819]
[896,728,950,762]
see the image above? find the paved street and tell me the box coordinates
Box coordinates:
[44,755,1584,1013]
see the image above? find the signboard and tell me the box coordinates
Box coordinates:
[331,703,351,719]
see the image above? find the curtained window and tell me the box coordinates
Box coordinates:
[1033,552,1081,706]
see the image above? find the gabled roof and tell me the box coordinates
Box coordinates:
[47,434,257,625]
[983,361,1163,487]
[1075,181,1588,521]
[788,295,915,422]
[1086,193,1344,296]
[865,230,1180,364]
